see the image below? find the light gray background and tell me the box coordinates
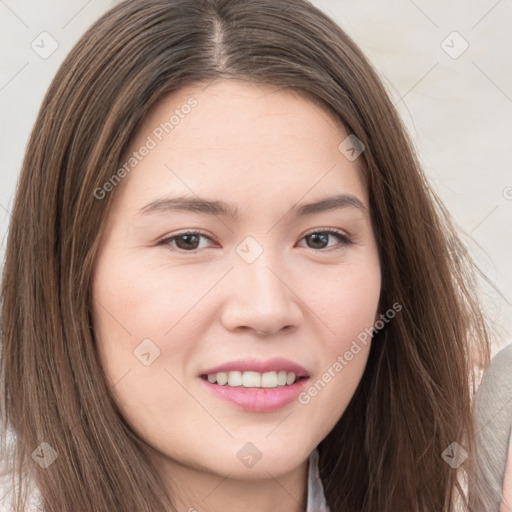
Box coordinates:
[1,0,511,355]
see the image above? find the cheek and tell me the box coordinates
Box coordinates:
[90,249,219,424]
[91,248,204,350]
[298,255,380,432]
[317,252,381,349]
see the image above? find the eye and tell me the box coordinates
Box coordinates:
[158,228,352,253]
[297,229,353,252]
[158,230,216,252]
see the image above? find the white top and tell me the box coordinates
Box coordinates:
[1,433,329,512]
[307,447,331,511]
[474,343,512,511]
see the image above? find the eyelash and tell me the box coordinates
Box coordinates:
[158,228,353,254]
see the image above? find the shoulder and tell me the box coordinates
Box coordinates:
[473,344,512,507]
[483,343,512,381]
[475,343,512,419]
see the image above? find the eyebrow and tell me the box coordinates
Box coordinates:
[138,193,367,219]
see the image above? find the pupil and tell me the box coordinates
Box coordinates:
[309,233,327,249]
[178,234,199,250]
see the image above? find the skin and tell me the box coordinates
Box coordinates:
[91,79,382,512]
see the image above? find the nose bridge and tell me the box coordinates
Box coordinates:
[237,239,289,306]
[221,235,302,333]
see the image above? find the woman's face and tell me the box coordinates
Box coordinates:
[91,79,381,484]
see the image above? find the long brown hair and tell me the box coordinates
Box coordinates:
[0,0,491,510]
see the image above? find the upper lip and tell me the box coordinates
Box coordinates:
[200,357,310,378]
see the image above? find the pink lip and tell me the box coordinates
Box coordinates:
[200,357,309,378]
[199,376,309,412]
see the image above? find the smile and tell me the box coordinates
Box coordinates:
[200,370,305,388]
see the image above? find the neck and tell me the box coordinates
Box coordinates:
[149,451,310,512]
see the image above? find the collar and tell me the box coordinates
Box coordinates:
[307,448,330,512]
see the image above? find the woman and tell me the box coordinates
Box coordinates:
[0,0,495,510]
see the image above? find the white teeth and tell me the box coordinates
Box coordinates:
[216,372,228,385]
[242,371,261,388]
[227,371,242,386]
[204,370,299,388]
[261,371,277,388]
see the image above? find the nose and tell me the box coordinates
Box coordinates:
[220,252,303,336]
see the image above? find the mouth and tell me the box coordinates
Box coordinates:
[198,371,310,413]
[199,370,308,388]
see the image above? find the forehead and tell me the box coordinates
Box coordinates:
[111,79,367,216]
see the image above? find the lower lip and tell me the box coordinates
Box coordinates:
[199,377,309,412]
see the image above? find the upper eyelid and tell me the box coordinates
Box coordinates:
[161,227,350,239]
